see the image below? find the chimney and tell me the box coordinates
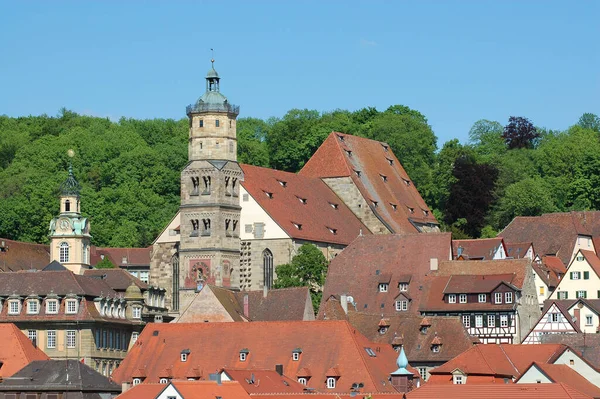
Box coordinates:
[121,382,131,393]
[275,364,283,376]
[340,294,348,314]
[243,294,249,318]
[430,258,438,271]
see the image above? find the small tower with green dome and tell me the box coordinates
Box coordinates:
[49,151,92,274]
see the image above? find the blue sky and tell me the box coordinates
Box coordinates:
[1,1,598,144]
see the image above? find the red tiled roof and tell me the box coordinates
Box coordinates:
[499,212,600,265]
[434,259,529,288]
[580,250,600,279]
[112,320,402,393]
[240,164,371,245]
[517,363,600,398]
[0,270,118,298]
[452,238,506,260]
[90,246,152,268]
[116,383,164,399]
[543,256,568,275]
[539,334,600,370]
[428,344,568,379]
[300,132,438,234]
[117,381,253,399]
[320,233,452,316]
[443,274,516,293]
[84,269,149,291]
[533,256,565,288]
[406,383,593,399]
[505,242,534,259]
[344,313,478,363]
[222,369,305,394]
[0,323,49,378]
[0,238,50,272]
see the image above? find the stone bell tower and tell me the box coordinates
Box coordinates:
[177,59,242,309]
[49,156,91,274]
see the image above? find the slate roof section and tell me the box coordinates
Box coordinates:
[0,270,118,298]
[516,362,600,398]
[0,238,50,272]
[84,269,149,291]
[406,383,593,399]
[111,320,403,393]
[0,359,120,393]
[452,238,506,260]
[222,368,305,394]
[320,233,452,316]
[240,163,371,245]
[0,323,49,378]
[42,260,67,271]
[499,211,600,265]
[428,344,568,379]
[300,132,438,234]
[345,313,478,363]
[90,246,152,268]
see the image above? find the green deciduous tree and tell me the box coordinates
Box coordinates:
[274,243,328,311]
[95,257,116,269]
[503,116,539,149]
[577,113,600,133]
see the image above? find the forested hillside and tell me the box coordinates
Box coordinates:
[1,107,599,247]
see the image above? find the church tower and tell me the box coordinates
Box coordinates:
[49,158,91,274]
[176,59,242,309]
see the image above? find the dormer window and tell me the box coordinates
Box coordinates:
[292,222,302,230]
[292,348,302,361]
[371,200,378,208]
[8,299,21,315]
[403,179,411,187]
[65,299,78,314]
[390,203,397,211]
[398,283,408,292]
[505,292,513,303]
[298,377,307,385]
[423,210,429,216]
[386,158,394,166]
[46,299,58,314]
[381,144,389,152]
[132,378,142,386]
[448,294,456,304]
[494,292,502,304]
[327,377,336,389]
[297,197,307,205]
[336,134,345,142]
[379,283,388,292]
[395,300,408,311]
[159,378,169,384]
[459,294,467,304]
[354,170,361,177]
[344,149,352,157]
[329,202,339,209]
[239,349,249,361]
[379,326,388,334]
[420,326,428,334]
[27,299,39,314]
[132,306,142,319]
[380,174,387,182]
[122,256,128,264]
[478,294,486,303]
[408,207,414,214]
[181,349,190,362]
[432,344,440,353]
[264,191,273,199]
[328,227,338,235]
[277,180,287,188]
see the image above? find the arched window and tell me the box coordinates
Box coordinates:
[171,254,180,311]
[64,200,71,212]
[263,249,274,289]
[59,242,70,263]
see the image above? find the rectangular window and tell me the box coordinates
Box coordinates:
[199,119,203,127]
[551,313,560,322]
[244,224,253,233]
[448,294,456,304]
[459,294,467,303]
[133,307,142,319]
[8,300,20,315]
[399,283,408,292]
[139,271,149,283]
[577,290,587,299]
[585,315,593,326]
[379,283,388,292]
[500,315,509,327]
[462,315,470,328]
[494,293,503,304]
[47,330,56,349]
[95,329,101,349]
[487,315,496,328]
[418,367,427,381]
[66,299,78,314]
[478,294,486,303]
[475,315,483,328]
[215,120,220,127]
[27,300,39,314]
[46,299,58,314]
[505,292,513,303]
[132,332,139,344]
[454,375,464,385]
[558,291,568,300]
[67,330,76,348]
[395,300,408,311]
[584,271,590,280]
[571,271,581,280]
[28,330,37,343]
[539,286,545,295]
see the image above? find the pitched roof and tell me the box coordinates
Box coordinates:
[499,212,600,265]
[0,238,50,272]
[533,256,566,288]
[452,238,506,260]
[117,381,253,399]
[90,246,152,268]
[0,323,49,378]
[176,286,313,323]
[1,359,120,392]
[320,233,452,316]
[505,242,534,259]
[111,320,402,393]
[116,383,164,399]
[579,250,600,278]
[406,383,593,399]
[428,344,568,378]
[222,369,305,394]
[240,164,370,245]
[516,363,600,398]
[345,313,478,363]
[300,132,438,234]
[0,270,118,298]
[434,259,529,289]
[84,268,149,291]
[540,334,600,369]
[42,260,67,271]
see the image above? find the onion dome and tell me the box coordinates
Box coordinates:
[60,164,81,196]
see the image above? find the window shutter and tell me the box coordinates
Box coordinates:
[584,291,588,299]
[584,271,590,280]
[565,292,568,299]
[597,290,600,298]
[570,272,574,279]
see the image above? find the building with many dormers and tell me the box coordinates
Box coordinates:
[150,60,439,314]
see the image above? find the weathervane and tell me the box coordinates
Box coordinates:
[211,48,215,67]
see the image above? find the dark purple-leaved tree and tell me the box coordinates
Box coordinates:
[502,116,539,149]
[444,155,498,237]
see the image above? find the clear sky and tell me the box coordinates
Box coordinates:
[1,1,598,144]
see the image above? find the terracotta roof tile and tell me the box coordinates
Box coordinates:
[517,362,600,398]
[0,323,49,378]
[112,320,402,393]
[540,334,600,370]
[407,383,593,399]
[320,233,452,316]
[434,259,529,288]
[505,242,534,259]
[300,132,438,234]
[0,270,118,298]
[116,383,164,399]
[90,246,152,268]
[0,238,50,272]
[222,368,305,394]
[532,257,565,288]
[452,238,506,260]
[84,268,149,291]
[580,250,600,278]
[240,163,371,245]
